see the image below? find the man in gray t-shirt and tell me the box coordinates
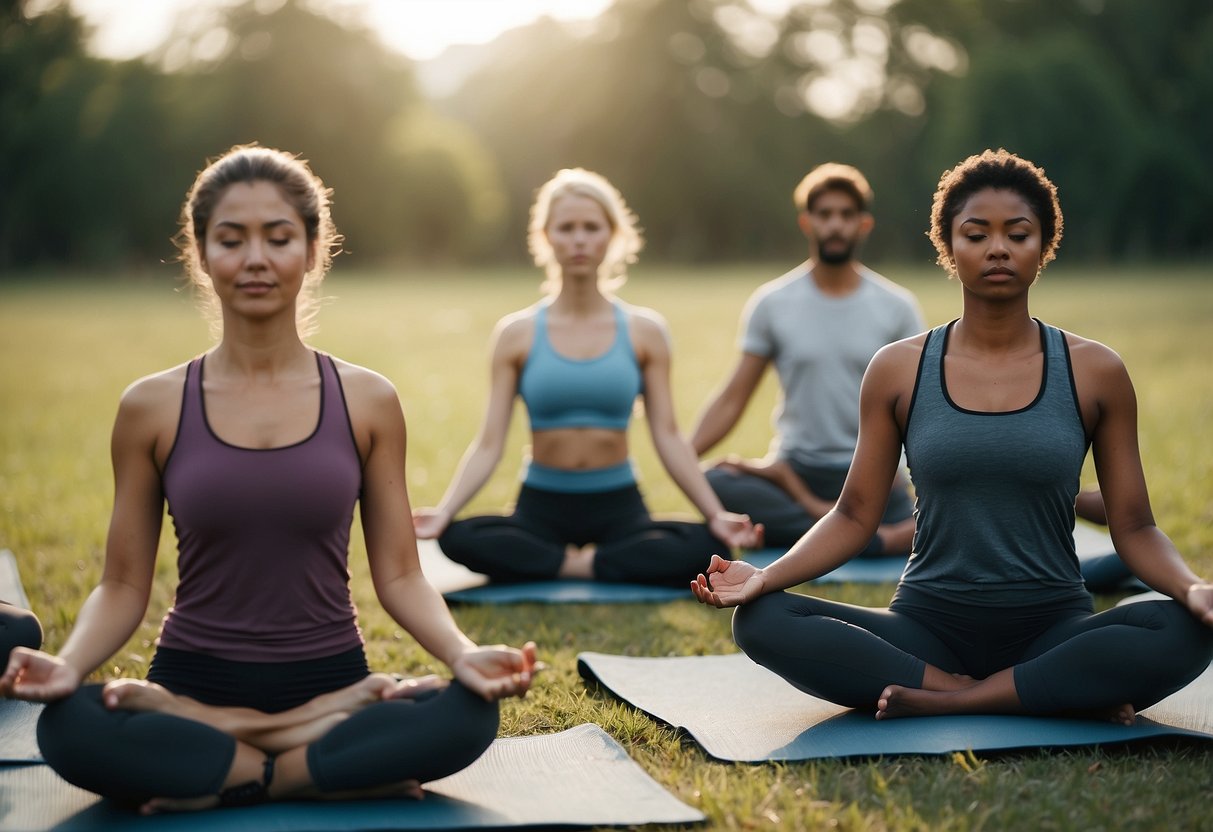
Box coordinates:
[691,163,925,553]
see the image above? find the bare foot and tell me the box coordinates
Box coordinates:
[557,544,595,579]
[102,679,177,712]
[875,684,954,720]
[1059,703,1136,726]
[312,673,399,713]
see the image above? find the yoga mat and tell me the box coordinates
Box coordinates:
[0,699,43,763]
[428,522,1131,603]
[445,580,688,604]
[416,539,488,595]
[423,539,689,604]
[578,651,1213,763]
[0,723,704,830]
[0,549,32,610]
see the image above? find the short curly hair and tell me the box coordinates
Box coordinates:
[927,149,1062,274]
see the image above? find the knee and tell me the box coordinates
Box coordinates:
[732,594,785,659]
[446,681,501,754]
[1,605,42,660]
[37,686,107,785]
[438,522,473,561]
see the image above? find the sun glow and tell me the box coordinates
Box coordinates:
[67,0,614,62]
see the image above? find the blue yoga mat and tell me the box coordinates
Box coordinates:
[578,651,1213,762]
[427,523,1131,604]
[0,723,704,830]
[445,580,688,604]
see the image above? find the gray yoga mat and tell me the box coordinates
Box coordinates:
[0,699,43,763]
[0,549,32,610]
[578,651,1213,762]
[0,723,704,830]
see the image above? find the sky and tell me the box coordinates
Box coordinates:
[63,0,617,62]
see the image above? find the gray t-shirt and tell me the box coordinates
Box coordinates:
[740,264,924,467]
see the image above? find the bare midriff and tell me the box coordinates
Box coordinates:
[531,428,629,470]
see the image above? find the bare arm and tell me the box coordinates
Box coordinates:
[692,341,917,606]
[347,365,535,700]
[413,316,526,538]
[690,352,768,456]
[634,311,760,548]
[1,374,170,699]
[1075,338,1209,619]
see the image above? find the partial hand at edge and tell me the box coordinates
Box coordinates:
[1187,583,1213,627]
[0,648,83,702]
[708,511,764,550]
[412,508,451,540]
[689,554,766,608]
[451,641,538,702]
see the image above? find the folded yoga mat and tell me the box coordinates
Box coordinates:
[577,651,1213,763]
[0,723,704,831]
[0,549,32,610]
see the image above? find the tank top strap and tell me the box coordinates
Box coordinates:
[610,301,636,362]
[314,352,357,452]
[906,321,951,427]
[179,356,208,442]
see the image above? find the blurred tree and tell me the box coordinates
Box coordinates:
[161,0,506,263]
[3,0,1210,271]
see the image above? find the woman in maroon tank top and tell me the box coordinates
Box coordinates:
[0,146,537,812]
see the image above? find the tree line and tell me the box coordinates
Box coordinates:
[3,0,1210,273]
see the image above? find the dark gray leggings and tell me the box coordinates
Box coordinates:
[706,462,913,551]
[440,484,724,585]
[0,602,42,664]
[733,586,1213,713]
[37,674,498,804]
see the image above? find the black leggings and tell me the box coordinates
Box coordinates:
[0,602,42,664]
[706,461,914,550]
[36,648,499,804]
[439,484,725,586]
[733,585,1213,713]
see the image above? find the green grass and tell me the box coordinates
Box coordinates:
[2,263,1212,829]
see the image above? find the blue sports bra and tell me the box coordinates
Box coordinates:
[519,302,642,431]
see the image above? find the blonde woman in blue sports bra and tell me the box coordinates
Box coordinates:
[414,169,762,585]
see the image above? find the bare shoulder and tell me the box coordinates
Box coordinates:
[330,357,401,410]
[1063,330,1127,376]
[492,306,539,358]
[868,333,928,380]
[622,303,669,340]
[118,362,190,421]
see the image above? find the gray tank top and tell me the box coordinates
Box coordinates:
[901,320,1089,601]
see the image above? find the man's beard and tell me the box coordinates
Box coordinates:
[817,238,855,265]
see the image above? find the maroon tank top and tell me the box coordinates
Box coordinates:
[158,352,364,662]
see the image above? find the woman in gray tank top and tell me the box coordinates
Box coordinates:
[0,147,537,813]
[691,149,1213,723]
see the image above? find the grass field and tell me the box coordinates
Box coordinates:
[2,263,1212,829]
